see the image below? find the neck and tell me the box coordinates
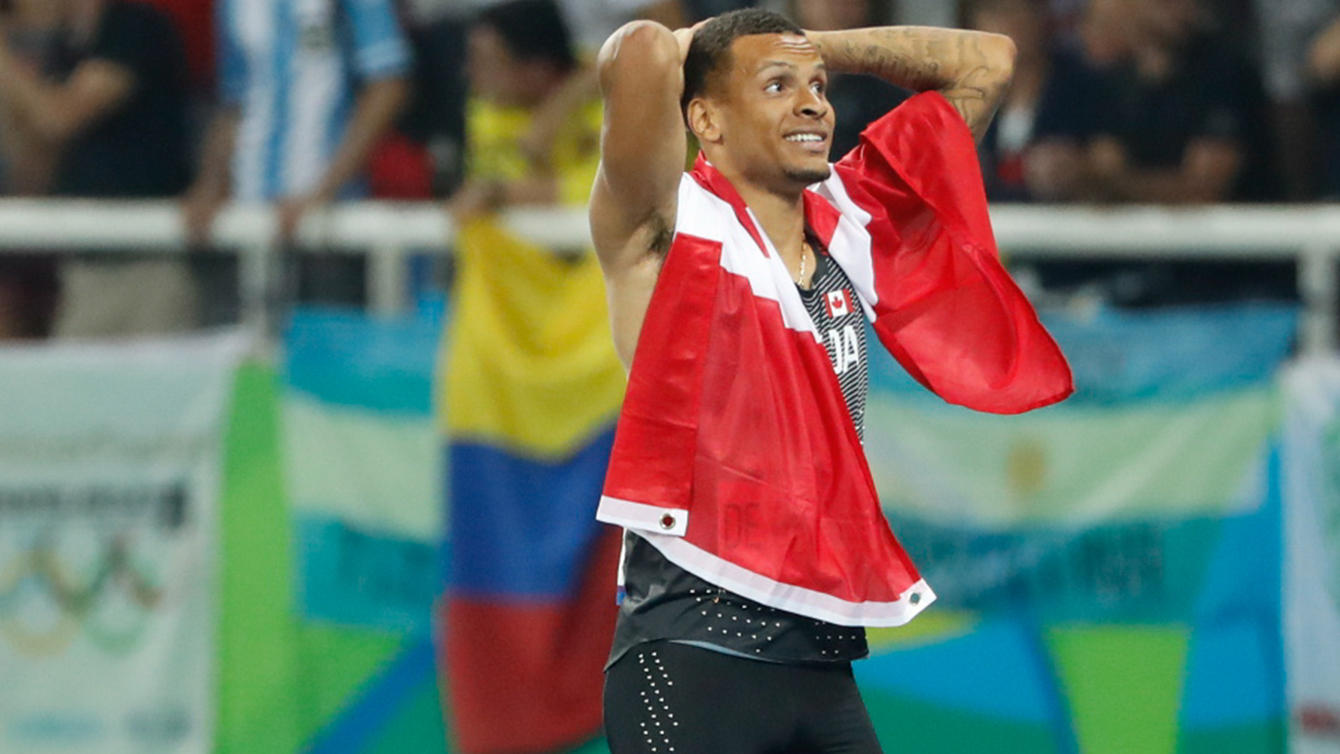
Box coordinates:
[711,156,809,259]
[739,181,807,259]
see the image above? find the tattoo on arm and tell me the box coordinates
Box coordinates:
[821,28,1011,140]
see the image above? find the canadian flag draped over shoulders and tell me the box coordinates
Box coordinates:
[597,91,1073,627]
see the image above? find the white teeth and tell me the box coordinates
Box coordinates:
[786,134,823,142]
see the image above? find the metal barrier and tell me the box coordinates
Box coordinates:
[0,199,1334,352]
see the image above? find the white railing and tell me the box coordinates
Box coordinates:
[0,199,1335,352]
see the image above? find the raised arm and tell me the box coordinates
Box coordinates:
[589,20,691,366]
[806,26,1016,141]
[590,21,688,263]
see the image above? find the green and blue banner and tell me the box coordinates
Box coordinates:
[214,300,1304,754]
[278,308,447,754]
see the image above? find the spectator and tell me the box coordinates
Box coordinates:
[0,0,60,339]
[141,0,215,96]
[370,1,467,199]
[789,0,909,160]
[183,0,411,308]
[1075,0,1137,68]
[1305,8,1340,197]
[1044,0,1293,306]
[398,0,694,205]
[0,0,62,196]
[1256,0,1335,199]
[0,0,199,338]
[962,0,1104,202]
[1085,0,1278,205]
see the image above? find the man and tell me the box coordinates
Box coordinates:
[182,0,409,305]
[590,9,1073,751]
[0,0,197,337]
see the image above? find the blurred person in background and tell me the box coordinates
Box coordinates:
[437,1,628,751]
[141,0,215,98]
[1255,0,1335,199]
[437,0,690,58]
[400,0,700,204]
[961,0,1104,202]
[1074,0,1136,68]
[0,0,199,338]
[0,0,62,196]
[1050,0,1290,305]
[788,0,909,160]
[367,0,468,200]
[1084,0,1277,205]
[0,0,60,339]
[1302,6,1340,197]
[182,0,411,308]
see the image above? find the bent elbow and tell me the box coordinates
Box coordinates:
[983,32,1018,89]
[598,21,680,88]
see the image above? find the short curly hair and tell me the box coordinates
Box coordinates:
[681,8,805,114]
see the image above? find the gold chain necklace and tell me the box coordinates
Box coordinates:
[797,241,808,285]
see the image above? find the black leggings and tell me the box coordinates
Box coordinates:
[604,641,884,754]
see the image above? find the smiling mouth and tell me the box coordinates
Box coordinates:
[785,133,826,143]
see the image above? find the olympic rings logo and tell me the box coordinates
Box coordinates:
[0,534,178,658]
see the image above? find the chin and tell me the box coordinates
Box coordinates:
[784,163,832,186]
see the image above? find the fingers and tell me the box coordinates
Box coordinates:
[672,24,700,62]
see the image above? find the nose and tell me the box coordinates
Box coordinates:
[798,89,828,119]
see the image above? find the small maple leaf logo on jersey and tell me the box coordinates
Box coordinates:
[825,290,851,318]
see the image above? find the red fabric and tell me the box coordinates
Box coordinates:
[604,233,720,512]
[441,526,620,754]
[370,132,435,199]
[601,91,1071,618]
[838,93,1073,413]
[689,270,917,602]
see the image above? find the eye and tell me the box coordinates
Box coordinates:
[765,80,784,94]
[810,80,825,95]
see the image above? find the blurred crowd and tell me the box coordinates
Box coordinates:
[0,0,1333,339]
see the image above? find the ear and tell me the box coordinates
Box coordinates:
[687,97,723,145]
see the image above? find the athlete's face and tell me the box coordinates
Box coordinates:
[693,33,835,191]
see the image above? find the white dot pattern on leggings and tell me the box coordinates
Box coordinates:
[637,650,679,752]
[612,536,867,664]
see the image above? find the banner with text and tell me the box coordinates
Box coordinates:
[0,333,247,754]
